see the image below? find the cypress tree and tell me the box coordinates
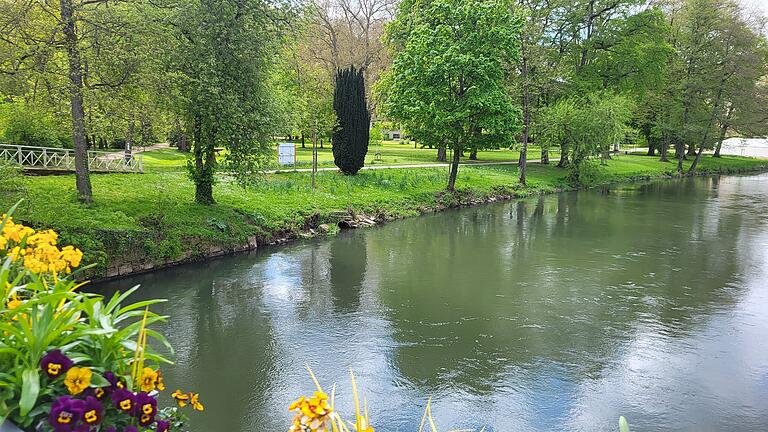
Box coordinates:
[332,66,370,174]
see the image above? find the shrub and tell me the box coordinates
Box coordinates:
[332,66,370,175]
[0,101,71,148]
[0,160,25,195]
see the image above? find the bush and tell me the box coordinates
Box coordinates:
[0,160,25,194]
[0,101,71,148]
[369,123,384,146]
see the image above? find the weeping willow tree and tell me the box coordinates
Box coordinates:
[332,66,370,175]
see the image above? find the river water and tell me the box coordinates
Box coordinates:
[96,174,768,432]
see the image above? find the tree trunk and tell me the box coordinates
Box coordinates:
[519,52,530,186]
[541,148,549,164]
[713,105,733,158]
[646,139,656,156]
[125,120,135,163]
[675,141,685,174]
[301,133,305,149]
[659,136,669,162]
[469,148,477,160]
[192,117,215,205]
[688,86,724,175]
[437,146,446,162]
[60,0,92,203]
[557,142,569,167]
[447,143,461,191]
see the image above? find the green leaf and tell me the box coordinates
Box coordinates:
[619,416,630,432]
[19,368,39,416]
[89,373,109,388]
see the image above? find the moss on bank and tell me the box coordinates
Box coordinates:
[1,154,766,279]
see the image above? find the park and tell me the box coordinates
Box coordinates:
[2,0,768,431]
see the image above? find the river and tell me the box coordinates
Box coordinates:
[96,173,768,432]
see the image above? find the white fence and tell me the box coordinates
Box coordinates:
[0,144,142,173]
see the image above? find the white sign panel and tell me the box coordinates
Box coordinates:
[278,143,296,166]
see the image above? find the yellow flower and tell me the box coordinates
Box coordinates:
[288,391,332,432]
[156,370,166,391]
[139,367,159,392]
[189,392,204,411]
[64,367,92,395]
[6,293,22,310]
[172,390,189,408]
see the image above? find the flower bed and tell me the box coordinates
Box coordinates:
[1,202,202,432]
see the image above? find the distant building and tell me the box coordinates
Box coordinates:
[721,138,768,158]
[382,128,402,141]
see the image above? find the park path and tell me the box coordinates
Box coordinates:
[99,143,169,161]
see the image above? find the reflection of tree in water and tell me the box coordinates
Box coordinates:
[329,231,368,312]
[369,177,755,394]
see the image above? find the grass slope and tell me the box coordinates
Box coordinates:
[1,153,765,277]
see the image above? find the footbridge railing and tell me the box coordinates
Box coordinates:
[0,144,143,173]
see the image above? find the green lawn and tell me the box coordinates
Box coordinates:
[1,154,765,276]
[290,140,560,168]
[133,141,561,173]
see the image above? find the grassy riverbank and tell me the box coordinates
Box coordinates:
[1,153,766,278]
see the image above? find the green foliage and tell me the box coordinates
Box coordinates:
[380,0,523,189]
[0,101,70,148]
[0,160,24,195]
[167,0,290,203]
[369,123,384,146]
[540,92,634,183]
[333,66,370,175]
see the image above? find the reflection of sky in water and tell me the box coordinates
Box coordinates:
[96,174,768,432]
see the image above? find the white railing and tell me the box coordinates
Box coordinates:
[0,144,143,173]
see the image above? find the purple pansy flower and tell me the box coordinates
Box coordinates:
[155,419,171,432]
[49,396,85,432]
[111,388,136,414]
[134,391,158,426]
[40,350,74,379]
[103,371,126,390]
[124,427,139,432]
[81,396,104,426]
[85,385,109,401]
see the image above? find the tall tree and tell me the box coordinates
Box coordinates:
[687,0,768,173]
[381,0,523,191]
[332,66,370,174]
[167,0,288,204]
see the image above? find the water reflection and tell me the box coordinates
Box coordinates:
[96,174,768,432]
[329,232,367,312]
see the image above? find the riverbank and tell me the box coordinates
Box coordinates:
[1,154,766,280]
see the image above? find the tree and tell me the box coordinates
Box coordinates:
[380,0,522,191]
[332,66,370,174]
[686,1,767,173]
[540,92,633,183]
[167,0,288,204]
[1,0,165,202]
[307,0,395,112]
